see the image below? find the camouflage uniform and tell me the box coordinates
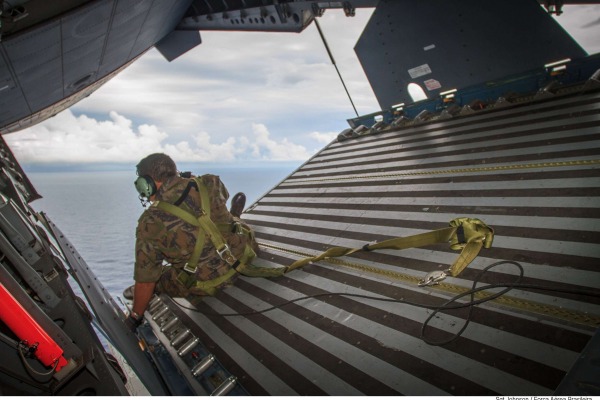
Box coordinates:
[134,174,258,303]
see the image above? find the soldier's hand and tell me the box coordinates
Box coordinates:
[125,313,143,332]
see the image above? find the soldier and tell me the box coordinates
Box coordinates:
[125,153,253,330]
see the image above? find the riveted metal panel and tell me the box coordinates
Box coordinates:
[355,0,587,109]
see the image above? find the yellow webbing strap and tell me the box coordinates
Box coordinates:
[286,218,494,277]
[192,177,255,266]
[196,178,211,219]
[193,268,237,296]
[193,177,238,265]
[447,217,494,276]
[154,200,200,226]
[233,244,285,277]
[188,228,206,270]
[153,177,242,271]
[153,200,206,272]
[153,179,245,294]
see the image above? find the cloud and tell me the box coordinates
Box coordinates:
[553,5,600,54]
[71,7,600,150]
[5,10,378,167]
[72,10,379,146]
[582,16,600,29]
[309,131,338,144]
[5,7,599,168]
[5,110,165,163]
[250,123,313,160]
[4,109,316,164]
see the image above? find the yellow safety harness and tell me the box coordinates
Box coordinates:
[153,177,257,295]
[155,178,494,293]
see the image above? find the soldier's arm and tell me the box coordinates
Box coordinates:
[133,214,164,315]
[132,281,156,316]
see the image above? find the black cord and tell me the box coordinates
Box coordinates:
[420,260,523,346]
[173,260,600,346]
[17,341,60,382]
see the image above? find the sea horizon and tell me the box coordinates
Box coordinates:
[21,160,304,174]
[26,163,298,303]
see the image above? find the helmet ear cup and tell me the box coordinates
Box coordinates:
[134,175,157,198]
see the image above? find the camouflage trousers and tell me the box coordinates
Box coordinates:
[156,265,239,297]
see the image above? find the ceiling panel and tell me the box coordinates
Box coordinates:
[0,0,194,133]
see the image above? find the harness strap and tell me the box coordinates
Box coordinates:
[174,181,197,206]
[447,217,494,276]
[154,200,200,226]
[197,179,211,219]
[153,177,256,293]
[285,217,494,278]
[188,227,206,272]
[177,268,237,296]
[153,200,205,273]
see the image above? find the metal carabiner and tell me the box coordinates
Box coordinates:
[418,270,448,287]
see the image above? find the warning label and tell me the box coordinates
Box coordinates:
[424,79,442,91]
[408,64,432,79]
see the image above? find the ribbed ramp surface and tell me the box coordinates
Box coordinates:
[171,88,600,395]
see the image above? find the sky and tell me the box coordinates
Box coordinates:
[5,5,600,169]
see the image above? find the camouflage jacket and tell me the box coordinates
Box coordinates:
[134,174,256,297]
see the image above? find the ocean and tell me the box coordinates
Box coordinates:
[27,165,296,303]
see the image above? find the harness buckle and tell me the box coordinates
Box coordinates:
[216,244,236,265]
[418,270,448,287]
[232,222,244,235]
[183,263,198,274]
